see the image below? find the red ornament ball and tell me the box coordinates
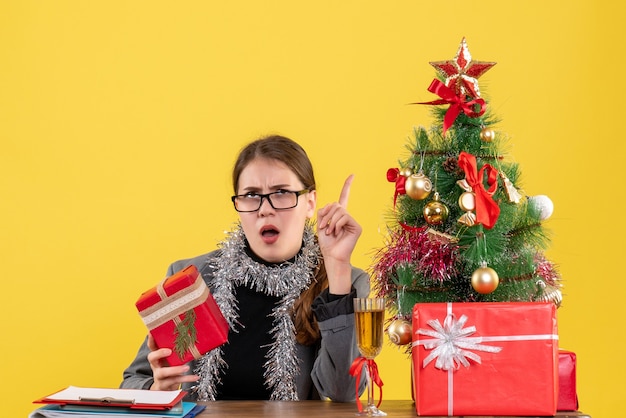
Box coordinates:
[387,319,413,346]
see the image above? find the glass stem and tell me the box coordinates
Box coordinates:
[366,363,374,409]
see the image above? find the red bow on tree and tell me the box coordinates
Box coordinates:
[387,167,407,207]
[349,356,384,412]
[415,79,486,137]
[457,151,500,229]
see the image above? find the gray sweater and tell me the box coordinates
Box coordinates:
[120,250,369,401]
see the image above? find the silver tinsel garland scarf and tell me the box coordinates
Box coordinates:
[194,223,321,401]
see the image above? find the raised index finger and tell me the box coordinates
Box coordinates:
[338,174,354,208]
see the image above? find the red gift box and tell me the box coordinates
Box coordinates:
[136,265,229,366]
[558,349,579,411]
[411,302,558,416]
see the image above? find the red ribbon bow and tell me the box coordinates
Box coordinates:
[387,167,406,207]
[415,79,486,136]
[458,151,500,229]
[349,356,384,412]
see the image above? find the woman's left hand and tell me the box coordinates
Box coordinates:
[317,174,362,294]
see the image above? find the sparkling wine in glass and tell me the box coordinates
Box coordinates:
[354,297,386,416]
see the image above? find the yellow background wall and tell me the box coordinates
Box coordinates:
[1,2,622,417]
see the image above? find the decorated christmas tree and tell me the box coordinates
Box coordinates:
[372,38,562,347]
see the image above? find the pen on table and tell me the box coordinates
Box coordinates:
[184,404,206,418]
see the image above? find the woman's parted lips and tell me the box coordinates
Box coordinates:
[260,224,279,237]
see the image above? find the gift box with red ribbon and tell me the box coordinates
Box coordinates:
[411,302,558,416]
[136,265,229,366]
[558,349,579,411]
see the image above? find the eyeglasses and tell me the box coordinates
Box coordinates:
[231,189,310,213]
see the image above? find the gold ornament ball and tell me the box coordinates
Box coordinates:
[458,191,476,212]
[423,193,449,225]
[404,172,432,200]
[399,167,413,177]
[480,127,496,142]
[471,266,500,294]
[387,319,413,346]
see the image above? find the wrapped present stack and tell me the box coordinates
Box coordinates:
[371,38,578,416]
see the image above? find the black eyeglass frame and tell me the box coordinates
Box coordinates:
[231,189,311,213]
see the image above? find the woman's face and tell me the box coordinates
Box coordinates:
[236,157,316,263]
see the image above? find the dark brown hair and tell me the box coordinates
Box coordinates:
[232,135,328,346]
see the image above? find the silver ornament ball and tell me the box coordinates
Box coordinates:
[529,195,554,220]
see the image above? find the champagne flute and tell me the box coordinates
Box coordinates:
[353,297,386,416]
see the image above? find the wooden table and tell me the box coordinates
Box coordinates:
[195,400,591,417]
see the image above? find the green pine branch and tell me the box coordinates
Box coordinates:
[174,309,197,360]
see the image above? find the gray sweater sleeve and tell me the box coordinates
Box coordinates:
[120,336,155,390]
[310,267,370,402]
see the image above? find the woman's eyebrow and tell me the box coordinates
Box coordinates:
[239,183,293,193]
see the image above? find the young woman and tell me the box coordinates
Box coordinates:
[120,135,368,401]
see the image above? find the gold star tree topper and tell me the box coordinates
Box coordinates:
[429,37,496,98]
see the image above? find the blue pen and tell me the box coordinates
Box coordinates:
[184,404,206,418]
